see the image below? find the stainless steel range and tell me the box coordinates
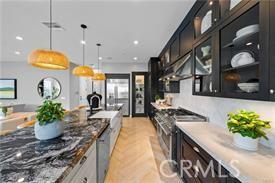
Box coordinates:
[154,107,208,168]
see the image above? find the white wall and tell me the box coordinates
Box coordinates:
[165,78,275,148]
[102,62,148,73]
[69,63,80,109]
[0,61,79,110]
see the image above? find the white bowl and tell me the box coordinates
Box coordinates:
[231,52,255,68]
[238,83,259,93]
[236,24,259,38]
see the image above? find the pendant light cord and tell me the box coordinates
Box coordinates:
[82,28,85,66]
[49,0,52,50]
[97,45,100,71]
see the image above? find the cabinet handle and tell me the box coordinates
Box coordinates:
[270,89,274,95]
[83,177,88,183]
[80,156,87,165]
[193,147,200,153]
[193,165,199,173]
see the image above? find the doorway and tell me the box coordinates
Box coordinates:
[132,72,148,117]
[105,74,130,116]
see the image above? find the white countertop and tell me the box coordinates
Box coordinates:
[176,122,275,183]
[151,102,175,110]
[89,111,119,119]
[89,111,119,128]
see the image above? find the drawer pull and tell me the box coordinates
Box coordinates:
[80,156,87,165]
[193,147,200,153]
[83,177,88,183]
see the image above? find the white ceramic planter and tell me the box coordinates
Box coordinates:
[34,120,64,140]
[233,133,259,151]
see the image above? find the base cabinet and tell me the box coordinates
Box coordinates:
[176,129,240,183]
[65,142,97,183]
[110,110,122,155]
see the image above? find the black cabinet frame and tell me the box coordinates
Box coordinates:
[157,0,274,102]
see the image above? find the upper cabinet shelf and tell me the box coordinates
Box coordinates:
[222,30,258,48]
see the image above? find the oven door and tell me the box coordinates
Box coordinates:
[156,120,172,159]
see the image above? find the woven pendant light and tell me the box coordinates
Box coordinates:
[72,24,94,77]
[28,0,69,70]
[92,44,106,81]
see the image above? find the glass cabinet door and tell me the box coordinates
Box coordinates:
[194,0,219,38]
[194,37,214,93]
[135,75,145,114]
[220,4,261,96]
[132,72,148,117]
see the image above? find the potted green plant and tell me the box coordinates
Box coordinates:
[0,106,7,119]
[227,110,271,151]
[34,100,65,140]
[155,95,161,104]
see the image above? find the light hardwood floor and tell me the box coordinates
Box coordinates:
[105,117,182,183]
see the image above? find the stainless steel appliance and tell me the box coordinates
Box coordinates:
[97,127,111,183]
[154,107,208,168]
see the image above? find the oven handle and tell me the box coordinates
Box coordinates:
[154,117,171,136]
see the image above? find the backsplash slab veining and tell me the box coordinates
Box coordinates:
[165,78,275,149]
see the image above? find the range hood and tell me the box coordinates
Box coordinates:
[160,52,193,81]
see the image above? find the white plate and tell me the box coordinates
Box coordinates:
[236,24,259,38]
[231,52,255,68]
[238,83,259,93]
[230,0,242,10]
[201,10,212,34]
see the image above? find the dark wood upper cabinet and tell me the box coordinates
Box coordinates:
[170,37,180,63]
[193,33,220,95]
[219,0,251,20]
[157,0,274,102]
[180,22,194,56]
[270,0,275,101]
[194,0,219,38]
[164,49,170,66]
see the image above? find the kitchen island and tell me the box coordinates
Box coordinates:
[0,118,110,183]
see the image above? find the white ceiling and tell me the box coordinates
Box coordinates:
[0,0,195,65]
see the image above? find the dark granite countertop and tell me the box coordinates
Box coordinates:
[0,118,110,183]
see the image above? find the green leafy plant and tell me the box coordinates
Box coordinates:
[227,110,271,140]
[154,95,161,101]
[0,107,7,114]
[36,100,65,126]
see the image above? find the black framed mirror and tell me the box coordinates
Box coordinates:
[37,77,61,100]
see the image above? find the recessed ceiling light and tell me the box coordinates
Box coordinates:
[209,1,213,5]
[246,42,253,46]
[14,51,21,55]
[80,40,86,45]
[99,57,102,60]
[133,57,138,60]
[133,40,139,45]
[16,36,23,41]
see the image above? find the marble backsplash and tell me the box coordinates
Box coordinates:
[165,78,275,149]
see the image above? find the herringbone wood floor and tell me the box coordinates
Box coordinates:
[105,117,181,183]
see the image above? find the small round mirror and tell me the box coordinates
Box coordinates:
[37,77,61,100]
